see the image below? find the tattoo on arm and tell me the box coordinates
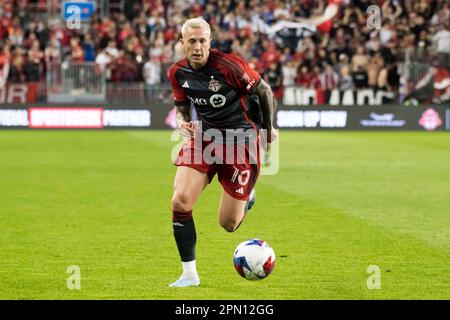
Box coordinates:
[255,79,275,130]
[176,104,191,125]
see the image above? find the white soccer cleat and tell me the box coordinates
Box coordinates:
[169,276,200,288]
[245,188,256,214]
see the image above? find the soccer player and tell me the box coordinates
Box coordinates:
[168,17,278,287]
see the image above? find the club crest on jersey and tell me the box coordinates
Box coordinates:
[208,77,222,92]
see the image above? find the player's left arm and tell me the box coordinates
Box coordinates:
[226,53,278,142]
[255,79,278,143]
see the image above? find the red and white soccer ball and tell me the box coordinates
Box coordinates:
[233,239,276,280]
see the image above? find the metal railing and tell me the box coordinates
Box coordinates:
[402,48,444,103]
[105,83,173,106]
[47,61,106,103]
[5,56,448,106]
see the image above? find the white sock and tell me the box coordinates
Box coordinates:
[181,260,198,279]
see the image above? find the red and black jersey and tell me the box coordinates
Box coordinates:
[168,49,262,133]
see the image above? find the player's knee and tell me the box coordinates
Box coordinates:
[171,192,193,213]
[220,219,240,233]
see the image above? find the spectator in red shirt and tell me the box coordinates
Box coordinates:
[311,65,325,105]
[320,63,339,103]
[296,65,313,88]
[0,45,10,89]
[261,41,281,69]
[70,37,84,63]
[117,22,135,47]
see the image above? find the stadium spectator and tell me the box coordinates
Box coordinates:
[8,46,25,83]
[105,40,120,59]
[311,65,325,105]
[263,62,283,101]
[281,60,297,88]
[365,31,382,53]
[336,53,350,77]
[261,41,281,70]
[320,63,339,103]
[8,19,24,47]
[367,52,384,90]
[333,27,350,56]
[111,50,138,82]
[44,36,61,83]
[353,65,368,90]
[24,39,43,81]
[377,60,388,92]
[415,30,432,61]
[69,37,84,63]
[432,22,450,67]
[379,19,395,47]
[212,30,233,53]
[431,3,450,26]
[339,65,353,94]
[83,34,96,62]
[351,46,368,72]
[95,48,114,81]
[143,54,161,101]
[387,63,400,95]
[0,44,10,89]
[296,65,313,88]
[45,36,61,66]
[117,21,135,48]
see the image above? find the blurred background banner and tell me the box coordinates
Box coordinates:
[0,103,448,131]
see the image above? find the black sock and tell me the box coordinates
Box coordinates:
[173,215,196,262]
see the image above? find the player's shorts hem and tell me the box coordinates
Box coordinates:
[174,163,214,182]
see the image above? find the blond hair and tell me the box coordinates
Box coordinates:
[181,17,211,38]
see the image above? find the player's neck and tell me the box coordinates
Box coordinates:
[189,61,207,70]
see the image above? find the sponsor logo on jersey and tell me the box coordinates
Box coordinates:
[208,77,222,92]
[210,94,226,108]
[182,81,189,88]
[188,96,208,105]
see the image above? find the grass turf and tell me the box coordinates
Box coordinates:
[0,130,449,299]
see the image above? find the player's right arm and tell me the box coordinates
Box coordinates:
[175,104,195,138]
[169,64,195,138]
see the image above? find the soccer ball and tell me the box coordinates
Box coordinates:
[233,239,276,280]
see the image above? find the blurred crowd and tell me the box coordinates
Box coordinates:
[0,0,450,103]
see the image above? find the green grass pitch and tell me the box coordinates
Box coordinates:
[0,130,449,299]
